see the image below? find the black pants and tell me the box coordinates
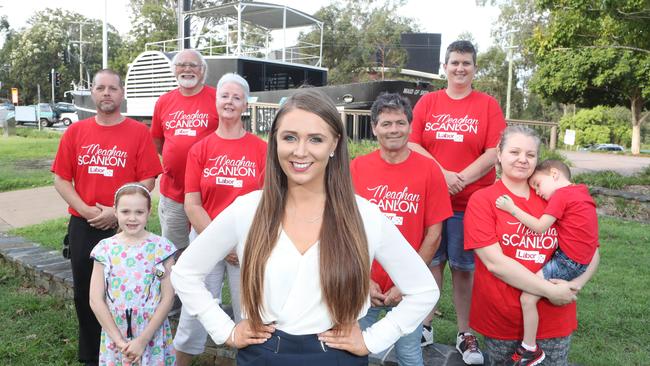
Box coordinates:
[236,329,369,366]
[68,215,115,364]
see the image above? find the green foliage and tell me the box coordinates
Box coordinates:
[574,166,650,189]
[474,46,525,117]
[0,9,123,104]
[348,139,378,159]
[528,0,650,153]
[298,0,419,84]
[559,106,632,147]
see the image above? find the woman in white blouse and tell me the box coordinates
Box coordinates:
[171,88,439,365]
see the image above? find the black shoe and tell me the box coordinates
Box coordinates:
[508,345,545,366]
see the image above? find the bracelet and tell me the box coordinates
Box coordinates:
[230,324,236,344]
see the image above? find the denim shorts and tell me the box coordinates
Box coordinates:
[542,249,588,281]
[430,211,475,271]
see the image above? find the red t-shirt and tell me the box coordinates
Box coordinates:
[150,86,219,203]
[351,150,452,292]
[184,132,267,219]
[464,180,577,340]
[52,118,163,217]
[545,184,599,264]
[410,89,506,211]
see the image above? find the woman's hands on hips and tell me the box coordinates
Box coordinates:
[318,322,369,356]
[226,319,275,348]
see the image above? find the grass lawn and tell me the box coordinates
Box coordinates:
[0,129,61,192]
[6,214,650,365]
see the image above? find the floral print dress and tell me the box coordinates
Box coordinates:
[90,233,176,366]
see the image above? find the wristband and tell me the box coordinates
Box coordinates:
[230,324,236,345]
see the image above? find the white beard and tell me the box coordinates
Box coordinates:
[177,77,199,89]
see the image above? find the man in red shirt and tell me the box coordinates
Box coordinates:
[351,93,452,365]
[409,40,506,365]
[151,49,219,250]
[52,69,162,366]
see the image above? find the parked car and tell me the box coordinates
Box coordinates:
[54,102,76,114]
[592,143,624,152]
[59,111,79,126]
[14,103,58,127]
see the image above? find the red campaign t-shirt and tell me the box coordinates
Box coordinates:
[544,184,599,264]
[351,150,453,292]
[184,132,267,219]
[464,180,577,340]
[410,89,506,211]
[51,118,163,217]
[150,86,219,203]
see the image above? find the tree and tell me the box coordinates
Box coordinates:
[298,0,419,84]
[528,0,650,154]
[1,9,122,104]
[474,45,525,117]
[559,106,632,148]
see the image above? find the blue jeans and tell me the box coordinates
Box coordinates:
[359,306,423,366]
[542,249,588,281]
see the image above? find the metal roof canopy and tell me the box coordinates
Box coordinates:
[183,1,324,64]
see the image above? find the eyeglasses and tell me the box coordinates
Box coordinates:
[175,62,202,69]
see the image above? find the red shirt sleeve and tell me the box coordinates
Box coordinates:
[51,126,76,181]
[424,161,452,226]
[409,94,430,145]
[485,97,507,148]
[464,191,499,250]
[184,142,203,194]
[150,97,164,140]
[135,126,163,181]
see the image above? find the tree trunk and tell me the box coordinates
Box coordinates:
[630,95,644,155]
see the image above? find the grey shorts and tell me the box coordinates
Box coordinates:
[158,194,190,249]
[484,335,571,365]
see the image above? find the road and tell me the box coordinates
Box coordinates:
[561,150,650,176]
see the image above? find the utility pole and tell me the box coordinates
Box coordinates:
[505,32,514,120]
[50,69,55,103]
[70,22,93,88]
[102,0,108,68]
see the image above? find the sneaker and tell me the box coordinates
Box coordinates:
[508,345,545,366]
[421,325,434,347]
[456,332,484,365]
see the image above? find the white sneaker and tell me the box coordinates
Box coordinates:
[421,325,434,347]
[456,332,484,365]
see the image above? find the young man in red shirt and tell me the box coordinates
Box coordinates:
[409,40,507,364]
[351,93,452,365]
[151,49,219,251]
[52,69,162,366]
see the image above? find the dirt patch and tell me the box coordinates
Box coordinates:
[13,159,54,170]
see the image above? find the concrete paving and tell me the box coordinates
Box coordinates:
[562,150,650,176]
[0,186,68,231]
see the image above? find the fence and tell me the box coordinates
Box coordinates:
[245,103,559,150]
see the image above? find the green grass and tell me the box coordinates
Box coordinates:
[0,263,78,365]
[574,166,650,189]
[429,217,650,365]
[8,214,650,365]
[0,131,60,192]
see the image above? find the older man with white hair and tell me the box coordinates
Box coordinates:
[151,49,219,251]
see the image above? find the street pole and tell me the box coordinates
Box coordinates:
[505,32,514,120]
[102,0,108,68]
[51,68,55,103]
[79,23,84,86]
[37,84,41,131]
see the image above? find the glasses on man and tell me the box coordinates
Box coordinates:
[175,62,202,69]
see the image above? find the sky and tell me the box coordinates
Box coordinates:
[0,0,501,65]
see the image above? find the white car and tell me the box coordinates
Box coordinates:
[60,112,79,126]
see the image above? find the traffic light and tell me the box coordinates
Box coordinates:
[48,72,52,82]
[55,72,61,87]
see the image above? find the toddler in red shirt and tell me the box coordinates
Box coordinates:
[495,159,599,365]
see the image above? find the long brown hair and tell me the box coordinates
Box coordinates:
[241,89,370,330]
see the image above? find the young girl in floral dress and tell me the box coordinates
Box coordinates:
[89,183,176,365]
